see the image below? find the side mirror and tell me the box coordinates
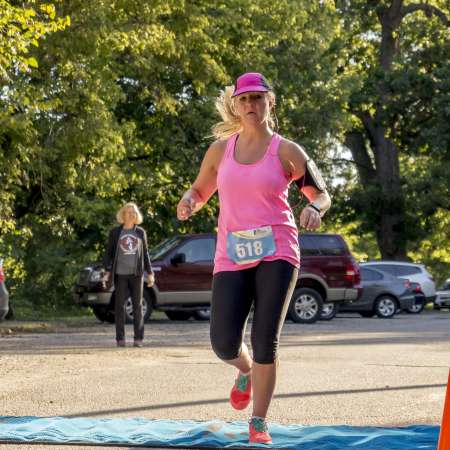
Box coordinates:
[170,253,186,266]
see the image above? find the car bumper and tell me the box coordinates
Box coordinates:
[328,288,361,303]
[73,291,112,306]
[435,297,450,307]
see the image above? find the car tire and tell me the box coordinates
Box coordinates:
[374,296,397,319]
[165,311,192,321]
[320,302,339,321]
[92,305,115,323]
[406,298,425,314]
[359,311,375,318]
[124,291,153,324]
[288,288,323,324]
[192,309,211,321]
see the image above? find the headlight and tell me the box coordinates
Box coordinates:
[89,270,103,282]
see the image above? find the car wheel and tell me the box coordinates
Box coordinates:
[374,296,397,318]
[359,311,375,318]
[192,309,210,321]
[125,293,153,324]
[165,311,192,321]
[407,299,425,314]
[288,288,323,324]
[92,305,115,324]
[320,302,339,321]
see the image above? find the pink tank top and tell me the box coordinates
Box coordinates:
[214,133,300,274]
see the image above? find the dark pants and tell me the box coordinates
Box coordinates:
[210,260,298,364]
[114,274,144,341]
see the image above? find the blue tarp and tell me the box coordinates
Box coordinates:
[0,416,439,449]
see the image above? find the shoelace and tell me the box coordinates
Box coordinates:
[250,417,268,433]
[236,373,249,392]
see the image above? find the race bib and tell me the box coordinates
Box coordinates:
[226,226,276,265]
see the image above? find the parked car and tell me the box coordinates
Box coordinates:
[360,261,436,304]
[74,232,362,325]
[338,266,415,318]
[434,279,450,310]
[0,259,9,321]
[296,233,361,323]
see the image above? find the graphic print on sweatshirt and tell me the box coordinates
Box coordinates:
[119,234,138,255]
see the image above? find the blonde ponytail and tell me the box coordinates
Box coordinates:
[211,86,242,140]
[211,87,277,140]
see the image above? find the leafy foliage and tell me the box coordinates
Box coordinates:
[0,0,448,314]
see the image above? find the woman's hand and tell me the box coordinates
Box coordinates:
[102,271,111,289]
[177,197,196,220]
[177,189,203,220]
[147,273,155,288]
[299,206,321,230]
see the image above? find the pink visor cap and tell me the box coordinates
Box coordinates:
[232,72,272,97]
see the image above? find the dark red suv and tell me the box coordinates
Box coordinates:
[74,232,361,324]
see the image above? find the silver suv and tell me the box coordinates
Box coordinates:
[360,261,436,303]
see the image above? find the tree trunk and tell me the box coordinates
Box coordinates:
[371,130,407,259]
[344,128,407,259]
[349,1,409,259]
[343,1,449,258]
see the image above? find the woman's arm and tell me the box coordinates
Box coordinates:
[142,229,153,275]
[279,139,331,230]
[177,140,226,220]
[141,229,155,287]
[103,228,116,271]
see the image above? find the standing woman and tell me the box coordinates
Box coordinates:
[103,202,155,348]
[177,73,331,444]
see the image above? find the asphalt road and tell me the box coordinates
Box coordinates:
[1,310,449,449]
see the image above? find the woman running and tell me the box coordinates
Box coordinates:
[177,72,331,444]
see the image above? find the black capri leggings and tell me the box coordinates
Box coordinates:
[210,259,298,364]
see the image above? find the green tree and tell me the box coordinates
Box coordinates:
[335,0,449,259]
[2,0,347,312]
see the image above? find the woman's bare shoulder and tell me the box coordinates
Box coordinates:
[278,136,308,160]
[204,139,227,165]
[209,138,228,153]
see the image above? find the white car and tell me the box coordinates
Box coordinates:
[434,280,450,310]
[360,261,436,303]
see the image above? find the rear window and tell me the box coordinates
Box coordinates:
[368,264,396,275]
[299,235,348,256]
[361,268,383,281]
[371,264,421,276]
[394,265,422,276]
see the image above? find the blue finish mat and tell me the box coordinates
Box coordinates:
[0,416,440,449]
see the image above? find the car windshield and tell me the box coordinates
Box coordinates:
[150,236,183,261]
[439,282,450,290]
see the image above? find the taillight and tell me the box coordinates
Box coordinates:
[345,262,360,285]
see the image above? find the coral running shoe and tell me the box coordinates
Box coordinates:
[230,371,252,410]
[249,417,272,444]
